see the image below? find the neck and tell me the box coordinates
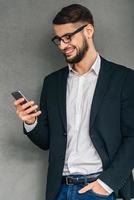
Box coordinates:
[73,46,98,75]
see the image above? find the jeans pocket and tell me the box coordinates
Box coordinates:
[89,189,112,198]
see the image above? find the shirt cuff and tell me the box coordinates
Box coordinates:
[24,119,38,133]
[97,178,114,194]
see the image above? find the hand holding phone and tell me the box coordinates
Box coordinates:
[12,90,41,124]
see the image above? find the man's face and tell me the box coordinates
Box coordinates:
[52,23,89,64]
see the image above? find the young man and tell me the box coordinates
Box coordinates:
[14,4,134,200]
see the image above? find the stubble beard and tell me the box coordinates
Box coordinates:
[63,36,89,64]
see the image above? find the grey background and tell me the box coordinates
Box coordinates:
[0,0,134,199]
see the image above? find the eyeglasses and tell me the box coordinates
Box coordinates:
[51,24,88,46]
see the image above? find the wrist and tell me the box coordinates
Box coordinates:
[25,117,37,125]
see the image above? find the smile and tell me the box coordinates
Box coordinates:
[64,48,75,56]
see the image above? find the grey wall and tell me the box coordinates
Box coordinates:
[0,0,134,199]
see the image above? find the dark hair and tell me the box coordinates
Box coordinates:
[53,4,94,26]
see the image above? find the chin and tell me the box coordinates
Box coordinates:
[66,58,75,64]
[66,55,75,63]
[66,56,82,64]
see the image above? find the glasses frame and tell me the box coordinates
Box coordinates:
[51,24,88,46]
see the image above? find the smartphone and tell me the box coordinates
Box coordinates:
[11,90,36,113]
[11,90,29,105]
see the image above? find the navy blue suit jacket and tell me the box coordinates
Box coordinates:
[24,57,134,200]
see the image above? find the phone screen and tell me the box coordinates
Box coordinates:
[11,90,37,113]
[11,91,28,105]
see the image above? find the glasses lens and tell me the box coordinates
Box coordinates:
[62,35,71,43]
[52,24,88,46]
[53,35,71,45]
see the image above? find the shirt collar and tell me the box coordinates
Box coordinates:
[68,53,101,76]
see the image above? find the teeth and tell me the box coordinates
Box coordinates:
[65,49,74,54]
[66,51,72,53]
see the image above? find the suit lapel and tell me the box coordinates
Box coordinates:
[89,57,114,129]
[58,66,69,135]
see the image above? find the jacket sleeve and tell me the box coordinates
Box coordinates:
[98,69,134,195]
[23,77,50,150]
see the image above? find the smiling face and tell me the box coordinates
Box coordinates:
[53,23,91,64]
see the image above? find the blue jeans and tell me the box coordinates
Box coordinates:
[55,183,116,200]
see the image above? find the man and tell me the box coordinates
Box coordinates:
[14,4,134,200]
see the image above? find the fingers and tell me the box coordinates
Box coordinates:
[16,104,35,116]
[78,183,93,194]
[14,99,34,111]
[14,98,25,106]
[25,105,38,114]
[19,110,42,122]
[20,101,35,111]
[14,98,41,124]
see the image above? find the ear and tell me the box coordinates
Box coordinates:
[85,24,94,39]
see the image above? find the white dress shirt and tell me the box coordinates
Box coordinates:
[24,54,113,194]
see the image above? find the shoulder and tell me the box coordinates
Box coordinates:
[101,56,134,73]
[101,56,134,81]
[44,66,68,83]
[41,66,68,90]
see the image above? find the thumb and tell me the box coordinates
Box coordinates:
[78,183,93,194]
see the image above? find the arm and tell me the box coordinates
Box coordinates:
[97,179,113,194]
[24,119,38,132]
[98,70,134,195]
[23,77,50,150]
